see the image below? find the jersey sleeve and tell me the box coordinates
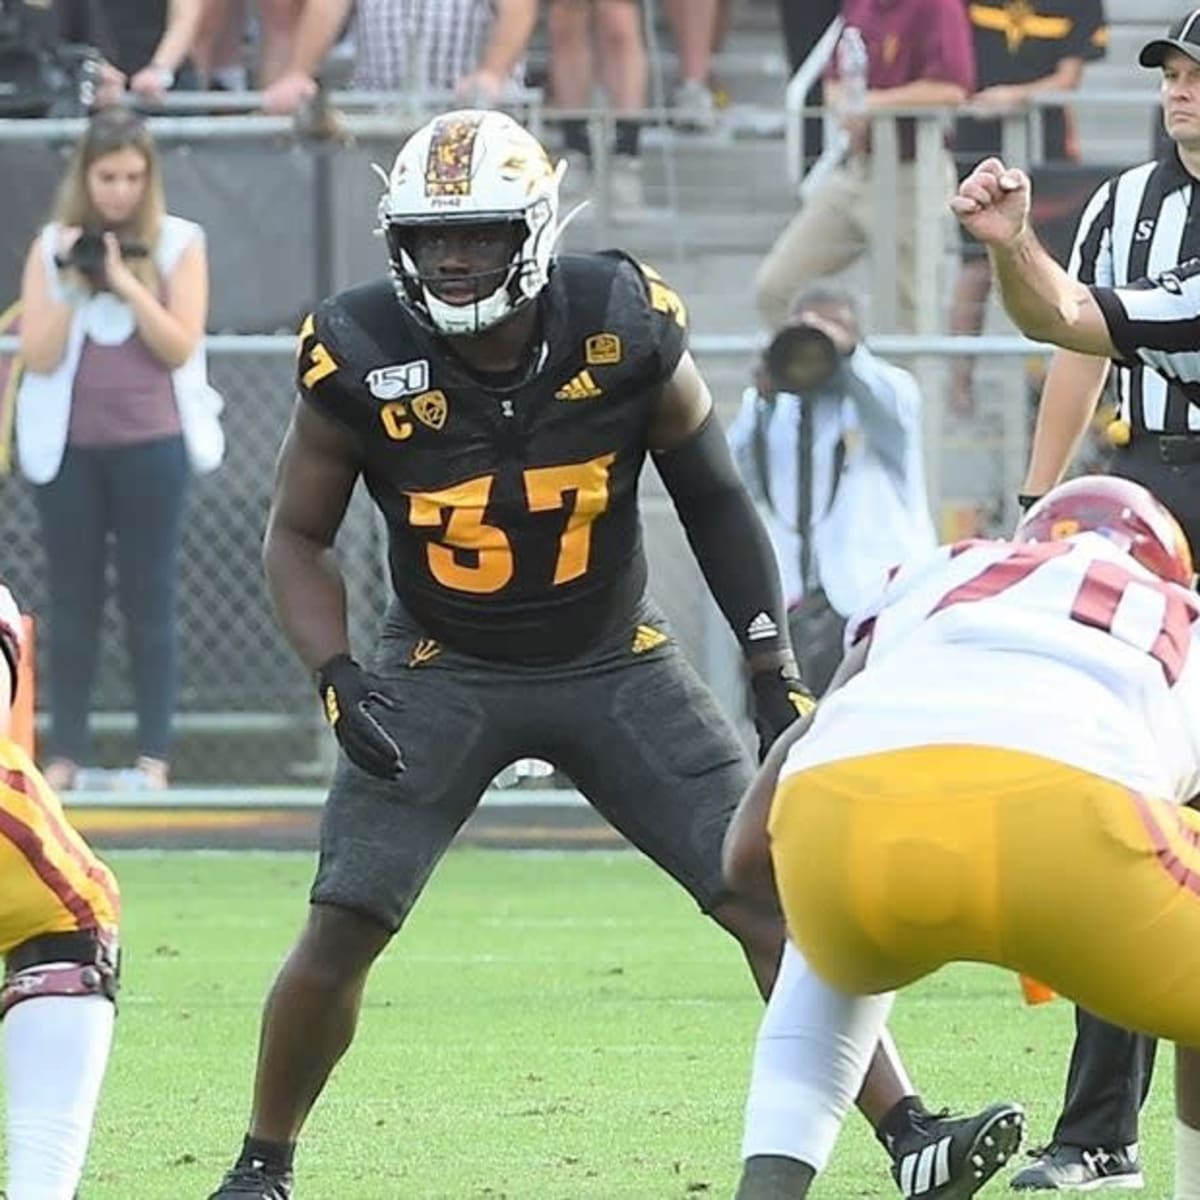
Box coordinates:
[1092,258,1200,367]
[295,301,368,433]
[634,260,690,383]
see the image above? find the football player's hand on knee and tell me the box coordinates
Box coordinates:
[315,654,406,779]
[750,666,817,762]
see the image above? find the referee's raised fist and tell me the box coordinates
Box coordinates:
[950,157,1031,248]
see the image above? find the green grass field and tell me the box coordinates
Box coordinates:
[68,849,1174,1199]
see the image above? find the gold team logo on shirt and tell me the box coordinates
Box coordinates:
[585,333,622,366]
[412,390,448,431]
[408,638,441,667]
[968,1,1072,53]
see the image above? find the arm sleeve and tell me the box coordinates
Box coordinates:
[653,411,792,659]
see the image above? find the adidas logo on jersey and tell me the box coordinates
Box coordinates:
[554,370,603,401]
[896,1136,951,1196]
[746,612,778,641]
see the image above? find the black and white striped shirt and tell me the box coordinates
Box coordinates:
[1093,257,1200,399]
[1071,150,1200,429]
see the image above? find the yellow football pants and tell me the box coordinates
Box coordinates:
[770,744,1200,1046]
[0,739,118,955]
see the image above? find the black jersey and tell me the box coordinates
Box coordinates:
[296,251,688,662]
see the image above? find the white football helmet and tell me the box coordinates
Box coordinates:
[377,109,564,336]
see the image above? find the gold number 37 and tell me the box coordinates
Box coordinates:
[407,453,617,594]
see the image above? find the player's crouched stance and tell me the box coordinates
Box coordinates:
[0,584,120,1200]
[725,475,1200,1198]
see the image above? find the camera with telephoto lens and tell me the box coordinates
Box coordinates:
[763,320,849,395]
[54,229,148,292]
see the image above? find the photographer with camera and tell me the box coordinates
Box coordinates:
[16,108,223,794]
[728,283,936,694]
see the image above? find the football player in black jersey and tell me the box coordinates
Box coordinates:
[208,110,1020,1200]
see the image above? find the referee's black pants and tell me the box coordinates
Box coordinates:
[1050,438,1200,1151]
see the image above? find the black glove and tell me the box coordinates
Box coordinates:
[750,666,817,761]
[314,653,405,779]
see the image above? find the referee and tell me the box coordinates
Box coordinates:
[952,23,1200,1187]
[1023,11,1200,546]
[1009,15,1200,1189]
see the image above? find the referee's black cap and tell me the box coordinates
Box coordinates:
[1140,9,1200,67]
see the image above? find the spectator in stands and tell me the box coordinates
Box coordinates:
[662,0,718,130]
[947,0,1108,415]
[189,0,250,91]
[192,0,300,89]
[102,0,205,102]
[15,109,223,792]
[777,0,842,171]
[727,282,936,694]
[548,0,649,218]
[260,0,536,115]
[753,0,974,334]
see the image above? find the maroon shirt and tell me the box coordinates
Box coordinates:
[68,333,181,448]
[828,0,976,159]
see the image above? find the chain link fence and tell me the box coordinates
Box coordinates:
[0,332,1059,784]
[0,115,1081,784]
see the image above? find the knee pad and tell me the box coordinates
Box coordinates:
[2,929,120,1017]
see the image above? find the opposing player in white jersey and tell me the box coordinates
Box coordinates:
[724,475,1200,1200]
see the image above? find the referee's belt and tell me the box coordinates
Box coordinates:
[1106,420,1200,464]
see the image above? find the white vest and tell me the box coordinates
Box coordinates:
[16,214,225,484]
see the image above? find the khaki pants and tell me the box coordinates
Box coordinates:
[754,154,956,333]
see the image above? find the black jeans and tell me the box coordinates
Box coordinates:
[33,436,189,761]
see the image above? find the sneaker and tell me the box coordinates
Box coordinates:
[1009,1143,1144,1191]
[891,1102,1025,1198]
[607,154,646,220]
[207,1163,294,1199]
[673,78,717,132]
[133,755,169,790]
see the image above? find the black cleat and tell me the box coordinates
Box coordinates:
[1009,1142,1144,1190]
[207,1162,295,1199]
[891,1102,1026,1198]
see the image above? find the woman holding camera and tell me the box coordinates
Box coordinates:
[17,107,221,792]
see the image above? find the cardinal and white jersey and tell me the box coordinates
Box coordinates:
[782,532,1200,802]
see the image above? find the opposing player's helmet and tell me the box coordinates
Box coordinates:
[377,109,564,336]
[1015,475,1195,586]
